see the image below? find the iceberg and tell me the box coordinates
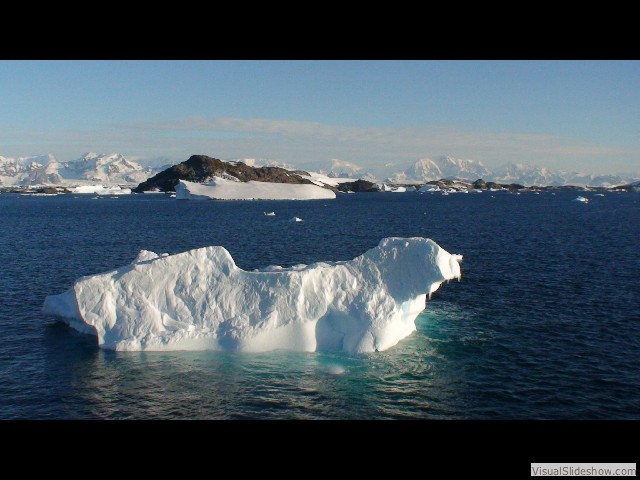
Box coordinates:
[175,178,336,200]
[71,185,131,195]
[42,237,462,354]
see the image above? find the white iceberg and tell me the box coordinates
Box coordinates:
[71,185,131,195]
[42,237,462,354]
[573,195,589,203]
[175,178,335,200]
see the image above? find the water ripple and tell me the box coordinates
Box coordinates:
[0,192,638,418]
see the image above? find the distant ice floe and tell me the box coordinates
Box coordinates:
[573,196,589,203]
[43,237,462,354]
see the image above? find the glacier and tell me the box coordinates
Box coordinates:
[42,237,462,354]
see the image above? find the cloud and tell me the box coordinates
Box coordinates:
[113,116,638,171]
[2,116,638,175]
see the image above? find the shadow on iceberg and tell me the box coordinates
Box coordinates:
[42,237,462,354]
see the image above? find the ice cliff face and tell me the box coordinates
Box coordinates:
[43,237,462,354]
[175,178,336,200]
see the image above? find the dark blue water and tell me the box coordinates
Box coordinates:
[0,191,638,419]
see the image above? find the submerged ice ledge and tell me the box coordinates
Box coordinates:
[42,237,462,354]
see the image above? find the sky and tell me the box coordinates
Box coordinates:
[0,60,638,175]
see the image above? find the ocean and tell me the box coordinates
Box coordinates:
[0,190,638,419]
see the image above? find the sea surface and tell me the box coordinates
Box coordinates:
[0,190,638,419]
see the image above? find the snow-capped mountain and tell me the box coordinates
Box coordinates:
[324,159,380,182]
[284,158,374,182]
[490,163,567,186]
[489,163,635,187]
[587,174,629,187]
[324,158,362,177]
[2,151,638,188]
[381,157,638,187]
[0,154,63,186]
[0,152,159,186]
[627,180,640,191]
[259,155,638,187]
[59,152,156,184]
[386,156,491,184]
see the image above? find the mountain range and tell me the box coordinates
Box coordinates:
[312,156,638,187]
[1,152,637,188]
[0,152,161,187]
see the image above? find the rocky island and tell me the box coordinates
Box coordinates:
[133,155,337,200]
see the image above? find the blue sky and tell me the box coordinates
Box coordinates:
[0,60,638,174]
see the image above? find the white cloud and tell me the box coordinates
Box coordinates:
[1,116,638,175]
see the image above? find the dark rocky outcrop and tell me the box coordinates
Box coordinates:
[484,181,503,190]
[336,179,380,193]
[472,179,487,190]
[37,186,61,195]
[134,155,315,193]
[612,181,640,192]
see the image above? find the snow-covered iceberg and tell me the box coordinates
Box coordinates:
[71,185,131,195]
[175,178,336,200]
[42,237,462,354]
